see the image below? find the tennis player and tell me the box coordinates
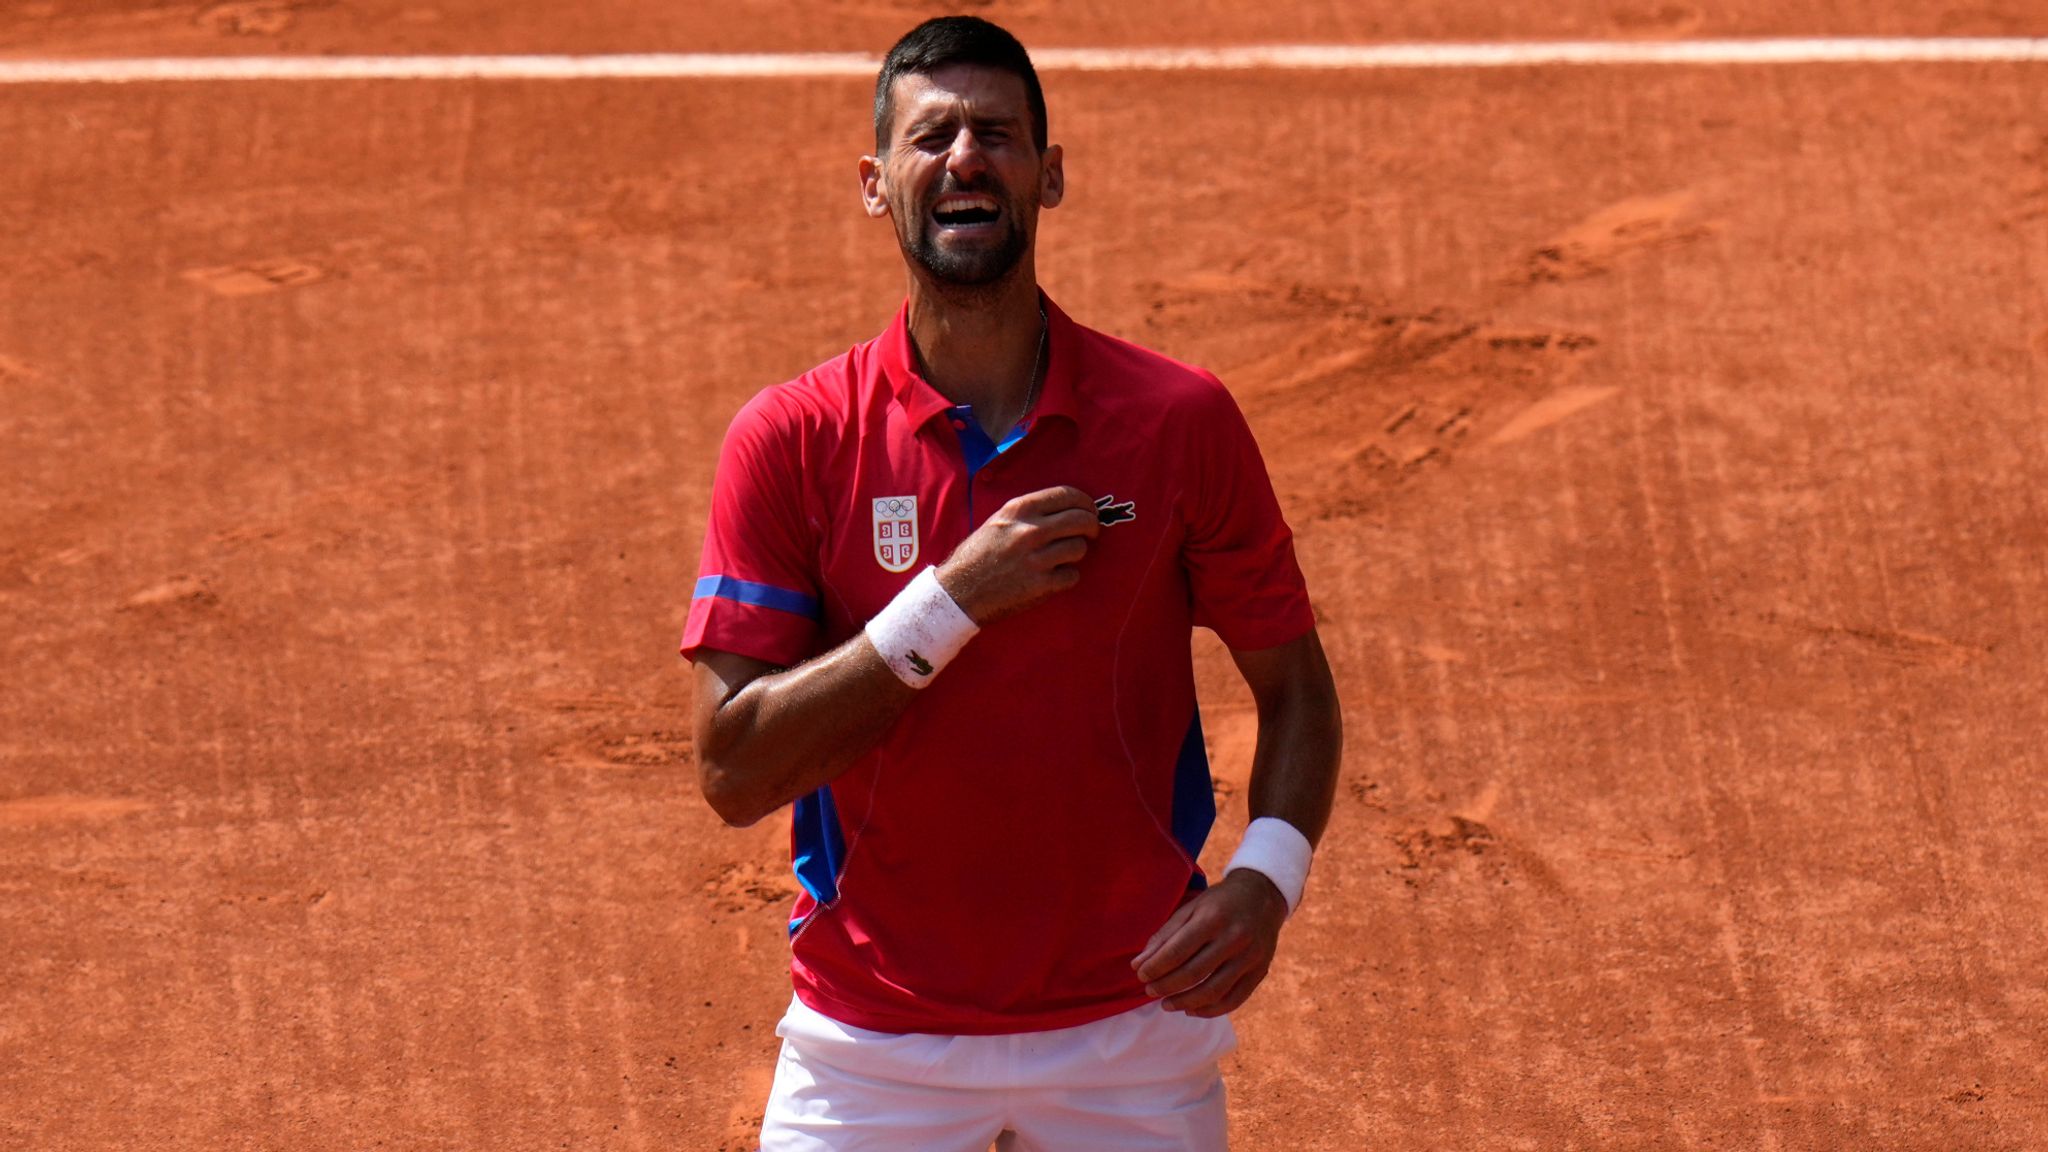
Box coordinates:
[682,16,1342,1150]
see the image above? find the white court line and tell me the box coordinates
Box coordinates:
[0,38,2045,83]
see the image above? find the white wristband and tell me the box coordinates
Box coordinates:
[1224,817,1314,916]
[865,567,980,689]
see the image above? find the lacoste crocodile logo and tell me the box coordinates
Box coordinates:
[1094,494,1137,526]
[906,651,934,677]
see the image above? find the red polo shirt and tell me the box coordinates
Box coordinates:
[682,294,1314,1035]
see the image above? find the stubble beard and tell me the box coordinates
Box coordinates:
[898,181,1031,289]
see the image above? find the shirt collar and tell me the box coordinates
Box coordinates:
[876,290,1082,431]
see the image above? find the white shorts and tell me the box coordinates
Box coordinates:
[759,995,1238,1152]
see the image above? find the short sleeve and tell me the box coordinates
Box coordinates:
[679,390,823,667]
[1182,377,1316,651]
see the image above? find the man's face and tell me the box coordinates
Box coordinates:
[862,64,1062,288]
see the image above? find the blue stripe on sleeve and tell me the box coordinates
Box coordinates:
[693,574,821,619]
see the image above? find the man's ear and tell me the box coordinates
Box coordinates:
[859,155,891,219]
[1038,143,1065,210]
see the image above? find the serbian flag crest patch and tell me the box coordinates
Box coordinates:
[872,495,919,573]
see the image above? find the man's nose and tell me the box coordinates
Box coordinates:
[945,127,988,180]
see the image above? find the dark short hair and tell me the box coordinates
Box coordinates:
[872,16,1047,153]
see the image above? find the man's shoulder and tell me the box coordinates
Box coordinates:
[1067,317,1237,414]
[728,345,868,440]
[1072,319,1215,385]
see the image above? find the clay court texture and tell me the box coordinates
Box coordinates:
[4,1,2047,1148]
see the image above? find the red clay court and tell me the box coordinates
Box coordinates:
[2,3,2045,1148]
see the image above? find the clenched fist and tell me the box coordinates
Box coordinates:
[935,486,1100,625]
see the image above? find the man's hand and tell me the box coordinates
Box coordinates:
[936,486,1100,625]
[1131,869,1289,1017]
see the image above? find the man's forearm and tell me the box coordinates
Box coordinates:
[1244,686,1342,846]
[1133,629,1341,1014]
[691,486,1103,828]
[694,638,916,827]
[1235,630,1343,846]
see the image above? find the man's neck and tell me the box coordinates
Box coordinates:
[905,269,1045,439]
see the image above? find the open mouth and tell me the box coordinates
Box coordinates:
[932,193,1002,229]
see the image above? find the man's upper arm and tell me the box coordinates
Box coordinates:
[693,648,779,714]
[680,391,824,668]
[1229,630,1334,708]
[1182,377,1315,651]
[690,648,779,761]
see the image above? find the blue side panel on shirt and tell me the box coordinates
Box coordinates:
[1170,710,1216,892]
[788,785,846,935]
[694,574,820,618]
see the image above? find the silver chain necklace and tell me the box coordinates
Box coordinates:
[1018,302,1048,426]
[912,304,1047,433]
